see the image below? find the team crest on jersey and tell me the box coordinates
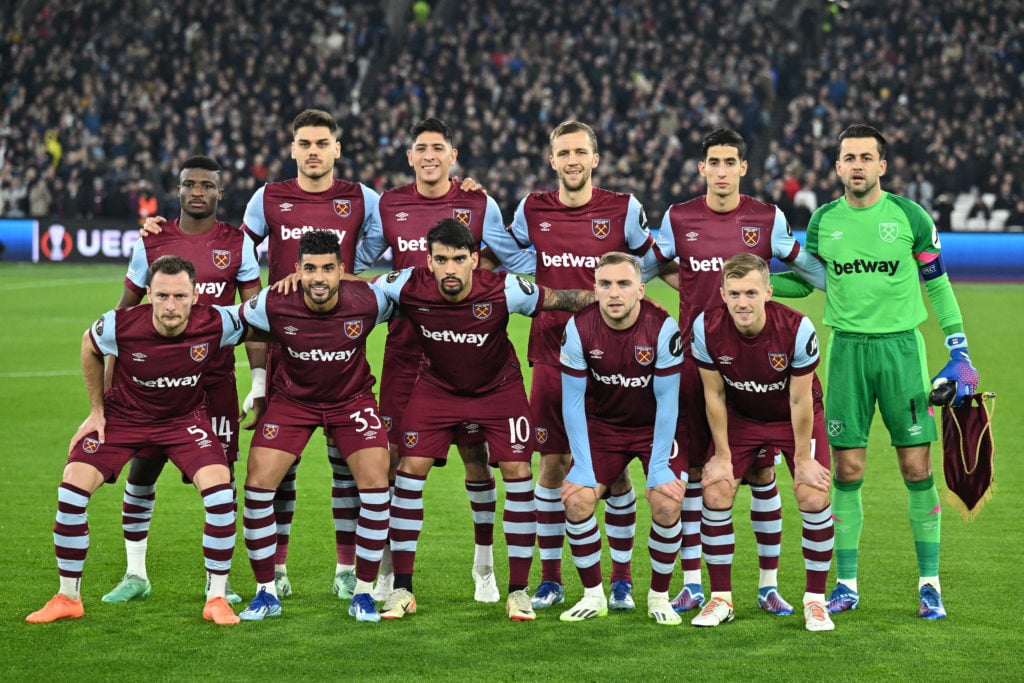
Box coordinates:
[453,208,472,225]
[334,199,352,218]
[191,343,210,362]
[82,437,101,454]
[827,419,844,437]
[382,415,393,432]
[592,218,610,239]
[262,423,280,440]
[535,427,549,445]
[473,302,493,320]
[344,320,364,339]
[212,250,231,270]
[635,346,654,366]
[404,431,419,448]
[742,226,761,247]
[769,352,788,371]
[878,222,899,243]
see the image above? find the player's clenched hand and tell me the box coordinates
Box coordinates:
[649,478,686,505]
[272,273,301,295]
[139,215,166,237]
[701,454,734,487]
[561,481,598,507]
[69,412,105,456]
[793,456,831,493]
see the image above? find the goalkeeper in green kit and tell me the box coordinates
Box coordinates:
[805,124,979,620]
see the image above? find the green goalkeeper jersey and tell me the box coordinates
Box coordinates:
[806,191,940,334]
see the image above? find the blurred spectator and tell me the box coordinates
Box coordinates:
[907,172,935,212]
[966,194,992,226]
[1005,199,1024,231]
[933,193,954,232]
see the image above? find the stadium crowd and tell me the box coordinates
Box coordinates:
[1,0,1022,227]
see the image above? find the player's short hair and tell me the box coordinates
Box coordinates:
[298,230,342,261]
[701,128,746,161]
[181,155,222,175]
[292,109,339,138]
[147,254,196,286]
[410,117,454,147]
[549,120,599,154]
[595,251,642,280]
[838,123,887,160]
[426,219,476,254]
[722,253,769,287]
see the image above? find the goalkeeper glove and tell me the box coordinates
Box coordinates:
[930,334,979,406]
[242,368,267,414]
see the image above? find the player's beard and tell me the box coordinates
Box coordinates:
[559,166,591,193]
[303,281,338,306]
[440,276,465,297]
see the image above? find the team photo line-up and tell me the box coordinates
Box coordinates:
[26,110,979,632]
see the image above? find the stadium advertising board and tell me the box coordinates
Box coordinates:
[31,219,141,264]
[0,219,37,261]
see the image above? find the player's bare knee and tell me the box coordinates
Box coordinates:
[702,480,736,509]
[498,460,531,482]
[795,486,829,513]
[650,499,680,526]
[192,464,231,490]
[538,453,568,487]
[564,494,596,522]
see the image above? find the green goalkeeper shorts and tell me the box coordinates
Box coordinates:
[824,329,937,449]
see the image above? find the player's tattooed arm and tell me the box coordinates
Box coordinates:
[542,288,595,312]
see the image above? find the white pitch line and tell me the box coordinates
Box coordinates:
[0,369,80,378]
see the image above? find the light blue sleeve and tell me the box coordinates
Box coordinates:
[654,210,677,261]
[90,310,119,357]
[242,185,269,242]
[238,232,262,284]
[647,372,681,488]
[125,239,149,290]
[655,316,684,371]
[354,201,387,273]
[242,287,272,332]
[370,283,395,325]
[359,184,381,245]
[484,197,534,271]
[791,316,820,369]
[691,312,712,364]
[771,207,826,290]
[370,267,414,305]
[560,318,597,487]
[485,196,535,273]
[504,273,542,316]
[625,195,661,281]
[213,304,246,347]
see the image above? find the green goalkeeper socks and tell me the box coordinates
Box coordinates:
[831,478,863,581]
[906,475,941,577]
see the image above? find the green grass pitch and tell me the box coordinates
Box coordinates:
[1,263,1020,681]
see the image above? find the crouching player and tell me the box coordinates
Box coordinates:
[235,230,393,623]
[26,255,246,625]
[689,254,834,631]
[559,252,686,625]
